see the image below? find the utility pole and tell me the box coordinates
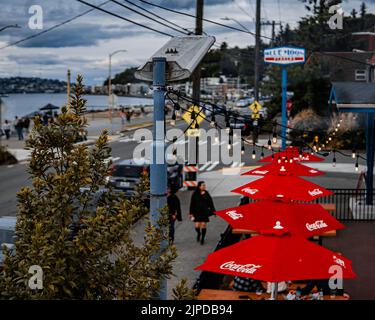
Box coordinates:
[151,57,168,299]
[67,69,71,111]
[254,0,261,102]
[187,0,204,184]
[192,0,204,105]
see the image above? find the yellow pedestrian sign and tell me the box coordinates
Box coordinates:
[182,105,206,129]
[249,100,263,114]
[251,113,261,119]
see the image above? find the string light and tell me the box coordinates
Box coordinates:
[355,155,359,172]
[268,138,272,150]
[261,147,265,159]
[171,110,176,126]
[352,150,356,159]
[332,150,337,168]
[252,145,256,160]
[241,143,245,155]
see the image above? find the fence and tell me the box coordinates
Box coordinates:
[316,189,375,221]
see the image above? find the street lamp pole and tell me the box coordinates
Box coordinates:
[108,50,127,126]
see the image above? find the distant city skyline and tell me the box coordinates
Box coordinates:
[0,0,375,85]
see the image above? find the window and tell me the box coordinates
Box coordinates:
[355,69,367,81]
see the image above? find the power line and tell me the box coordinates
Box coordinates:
[110,0,188,35]
[123,0,193,35]
[76,0,172,37]
[0,1,112,50]
[137,0,274,41]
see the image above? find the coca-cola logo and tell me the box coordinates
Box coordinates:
[306,220,328,231]
[242,188,259,195]
[225,210,243,220]
[220,261,262,274]
[308,188,323,197]
[253,170,269,175]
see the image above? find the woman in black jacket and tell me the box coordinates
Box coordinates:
[189,181,216,245]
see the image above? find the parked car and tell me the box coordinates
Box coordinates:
[106,157,184,194]
[229,108,254,136]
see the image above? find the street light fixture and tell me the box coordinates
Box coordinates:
[108,49,127,126]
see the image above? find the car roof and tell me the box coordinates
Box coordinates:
[116,158,151,166]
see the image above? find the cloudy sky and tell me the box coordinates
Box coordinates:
[0,0,374,85]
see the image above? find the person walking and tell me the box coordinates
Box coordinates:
[189,181,216,245]
[23,116,30,134]
[3,120,11,140]
[14,116,24,141]
[167,187,182,245]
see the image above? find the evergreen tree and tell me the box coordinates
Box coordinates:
[0,75,176,299]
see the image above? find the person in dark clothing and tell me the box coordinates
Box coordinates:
[14,116,24,140]
[189,181,216,245]
[233,276,264,293]
[23,116,30,134]
[167,187,182,244]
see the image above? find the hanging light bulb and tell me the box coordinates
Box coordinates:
[318,147,322,151]
[337,123,341,128]
[228,138,232,150]
[355,162,359,172]
[278,156,281,164]
[335,128,338,132]
[210,113,216,127]
[284,157,289,163]
[329,137,332,141]
[272,132,277,144]
[261,147,265,159]
[352,150,356,159]
[322,144,325,148]
[171,110,176,126]
[340,119,343,123]
[332,150,336,168]
[241,144,245,155]
[252,149,256,160]
[289,157,293,163]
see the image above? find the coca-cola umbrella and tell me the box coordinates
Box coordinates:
[231,175,333,202]
[215,200,344,238]
[195,229,356,299]
[260,147,324,163]
[242,162,325,177]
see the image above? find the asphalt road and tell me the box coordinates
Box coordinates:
[0,118,366,217]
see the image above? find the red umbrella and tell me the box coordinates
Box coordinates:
[260,147,324,163]
[231,175,333,202]
[195,231,356,283]
[214,201,344,238]
[242,162,325,177]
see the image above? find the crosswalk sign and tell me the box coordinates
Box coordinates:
[182,105,206,129]
[249,101,263,114]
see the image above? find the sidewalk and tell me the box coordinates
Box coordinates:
[130,191,238,300]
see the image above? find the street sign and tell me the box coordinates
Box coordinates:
[251,113,261,119]
[186,128,201,137]
[264,46,306,65]
[249,100,263,113]
[182,105,206,128]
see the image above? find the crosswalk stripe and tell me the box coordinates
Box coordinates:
[206,161,219,171]
[199,162,212,171]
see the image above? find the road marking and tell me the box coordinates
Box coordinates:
[206,161,219,171]
[199,162,212,171]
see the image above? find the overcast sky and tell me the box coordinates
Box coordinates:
[0,0,374,85]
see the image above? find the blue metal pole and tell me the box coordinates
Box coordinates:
[281,66,288,150]
[366,113,375,205]
[151,57,168,299]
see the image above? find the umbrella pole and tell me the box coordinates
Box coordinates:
[271,282,278,300]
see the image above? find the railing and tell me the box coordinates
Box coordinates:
[316,189,375,221]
